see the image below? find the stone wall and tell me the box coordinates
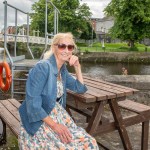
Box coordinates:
[79,52,150,64]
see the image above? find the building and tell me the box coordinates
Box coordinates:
[91,17,114,43]
[1,26,16,34]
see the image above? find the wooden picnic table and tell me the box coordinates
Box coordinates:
[66,74,150,150]
[0,74,149,149]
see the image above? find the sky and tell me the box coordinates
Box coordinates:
[0,0,111,31]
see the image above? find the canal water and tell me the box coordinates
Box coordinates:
[19,51,150,75]
[68,62,150,75]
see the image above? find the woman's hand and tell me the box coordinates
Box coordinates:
[68,55,84,84]
[52,123,72,144]
[68,55,80,67]
[43,116,72,143]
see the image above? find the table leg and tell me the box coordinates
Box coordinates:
[86,101,105,135]
[109,99,133,150]
[66,106,75,122]
[141,121,149,150]
[0,118,6,145]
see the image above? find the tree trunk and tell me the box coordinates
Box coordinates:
[129,40,134,48]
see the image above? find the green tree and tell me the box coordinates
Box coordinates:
[104,0,150,48]
[30,0,92,37]
[80,22,96,41]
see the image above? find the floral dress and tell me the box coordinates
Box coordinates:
[19,79,99,150]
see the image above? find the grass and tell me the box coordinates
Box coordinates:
[77,42,150,52]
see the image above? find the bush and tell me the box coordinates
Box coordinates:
[129,46,139,51]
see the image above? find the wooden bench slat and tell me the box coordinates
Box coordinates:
[8,99,21,108]
[0,100,20,121]
[118,99,150,113]
[0,103,19,137]
[94,112,150,136]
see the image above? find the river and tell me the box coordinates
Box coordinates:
[20,51,150,75]
[68,62,150,75]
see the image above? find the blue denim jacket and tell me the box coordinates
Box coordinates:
[19,54,87,136]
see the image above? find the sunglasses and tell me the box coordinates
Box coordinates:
[55,44,74,51]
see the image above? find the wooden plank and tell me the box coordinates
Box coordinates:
[94,112,150,136]
[0,103,19,137]
[67,90,96,103]
[87,86,116,100]
[67,100,110,124]
[109,99,133,150]
[14,59,38,67]
[8,99,21,108]
[86,101,105,135]
[67,98,96,109]
[141,121,149,150]
[85,81,125,98]
[84,78,133,96]
[82,75,139,93]
[0,100,20,121]
[118,99,150,114]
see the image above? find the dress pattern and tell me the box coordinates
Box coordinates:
[19,80,99,150]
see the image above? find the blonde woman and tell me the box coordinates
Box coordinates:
[19,32,99,149]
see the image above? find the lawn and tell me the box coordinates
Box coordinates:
[77,42,150,52]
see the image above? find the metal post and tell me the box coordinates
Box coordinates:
[91,26,93,46]
[54,8,57,35]
[27,13,34,59]
[4,0,7,52]
[57,12,58,33]
[40,0,48,59]
[45,0,48,50]
[14,9,17,57]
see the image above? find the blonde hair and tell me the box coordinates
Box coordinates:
[43,32,77,59]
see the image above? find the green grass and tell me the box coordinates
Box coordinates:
[76,42,150,52]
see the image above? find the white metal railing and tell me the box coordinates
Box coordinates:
[0,33,52,45]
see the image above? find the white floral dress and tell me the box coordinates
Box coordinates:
[19,80,99,150]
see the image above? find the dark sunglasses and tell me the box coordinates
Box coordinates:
[55,44,74,51]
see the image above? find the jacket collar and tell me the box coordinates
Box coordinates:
[48,54,66,76]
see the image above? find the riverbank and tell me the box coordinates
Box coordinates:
[78,52,150,64]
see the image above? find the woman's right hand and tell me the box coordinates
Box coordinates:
[51,123,72,144]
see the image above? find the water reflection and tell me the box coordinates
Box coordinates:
[68,62,150,75]
[20,50,150,75]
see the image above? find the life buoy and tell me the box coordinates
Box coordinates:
[0,62,12,92]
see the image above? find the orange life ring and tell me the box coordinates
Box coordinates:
[0,62,12,92]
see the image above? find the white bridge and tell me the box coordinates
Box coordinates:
[0,33,52,45]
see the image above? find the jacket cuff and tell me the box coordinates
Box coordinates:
[76,79,88,93]
[28,109,48,123]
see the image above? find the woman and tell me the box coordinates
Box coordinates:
[19,32,99,149]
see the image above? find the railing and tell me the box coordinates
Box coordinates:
[0,33,52,45]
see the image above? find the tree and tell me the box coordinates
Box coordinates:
[104,0,150,48]
[30,0,92,37]
[80,22,96,41]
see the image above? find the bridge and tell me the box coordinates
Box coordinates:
[0,33,52,45]
[0,0,61,99]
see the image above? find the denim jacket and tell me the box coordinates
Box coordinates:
[19,54,87,136]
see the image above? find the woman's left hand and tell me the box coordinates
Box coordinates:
[68,55,80,67]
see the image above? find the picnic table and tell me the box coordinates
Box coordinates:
[0,74,150,150]
[67,75,150,150]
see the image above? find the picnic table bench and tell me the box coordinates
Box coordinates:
[0,75,150,150]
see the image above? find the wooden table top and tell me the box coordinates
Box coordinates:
[67,75,139,103]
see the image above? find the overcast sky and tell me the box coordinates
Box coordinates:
[0,0,111,31]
